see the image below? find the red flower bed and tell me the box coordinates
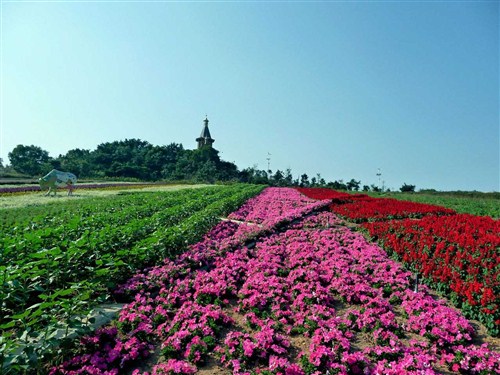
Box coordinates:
[296,188,454,222]
[295,187,372,204]
[363,214,500,335]
[331,198,455,223]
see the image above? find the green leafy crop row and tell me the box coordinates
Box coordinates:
[0,184,264,373]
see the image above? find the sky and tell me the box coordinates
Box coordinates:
[1,1,498,192]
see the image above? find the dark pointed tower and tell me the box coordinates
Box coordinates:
[196,116,215,149]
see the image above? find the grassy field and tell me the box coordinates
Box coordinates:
[0,183,211,210]
[370,191,500,218]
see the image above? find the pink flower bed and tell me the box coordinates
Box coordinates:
[51,188,499,375]
[227,187,330,227]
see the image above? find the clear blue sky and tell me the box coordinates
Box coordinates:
[1,1,498,191]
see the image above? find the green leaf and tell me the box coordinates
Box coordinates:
[95,268,110,276]
[58,288,75,297]
[10,310,31,320]
[0,320,17,330]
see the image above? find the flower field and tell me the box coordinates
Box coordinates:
[297,187,499,336]
[295,188,456,222]
[34,188,499,375]
[0,184,264,372]
[363,214,500,336]
[331,198,456,222]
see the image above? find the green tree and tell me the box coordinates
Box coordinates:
[8,144,51,176]
[238,167,255,183]
[316,173,323,186]
[327,180,347,190]
[160,143,185,179]
[272,169,285,186]
[145,143,184,180]
[284,168,294,186]
[171,150,193,180]
[57,149,93,178]
[346,179,361,191]
[300,174,310,187]
[174,146,238,182]
[216,160,238,181]
[92,139,153,179]
[195,160,218,183]
[400,183,416,192]
[239,167,269,184]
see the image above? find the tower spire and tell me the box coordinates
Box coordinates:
[196,116,215,149]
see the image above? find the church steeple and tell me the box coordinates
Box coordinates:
[196,116,215,149]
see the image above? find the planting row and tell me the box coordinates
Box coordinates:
[331,198,456,222]
[0,184,264,371]
[363,214,500,335]
[297,187,499,335]
[49,188,498,375]
[296,188,455,222]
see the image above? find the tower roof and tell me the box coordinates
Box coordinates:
[196,116,215,148]
[199,117,212,139]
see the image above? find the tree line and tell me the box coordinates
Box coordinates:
[0,140,413,192]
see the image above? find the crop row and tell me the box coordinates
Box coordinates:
[0,184,264,372]
[296,187,499,336]
[49,188,499,375]
[1,187,251,263]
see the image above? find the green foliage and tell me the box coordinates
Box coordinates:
[327,180,348,190]
[5,140,418,189]
[240,167,269,185]
[0,184,264,371]
[400,183,416,192]
[8,145,51,176]
[299,355,317,375]
[346,179,361,191]
[8,140,244,183]
[300,174,309,187]
[58,149,95,179]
